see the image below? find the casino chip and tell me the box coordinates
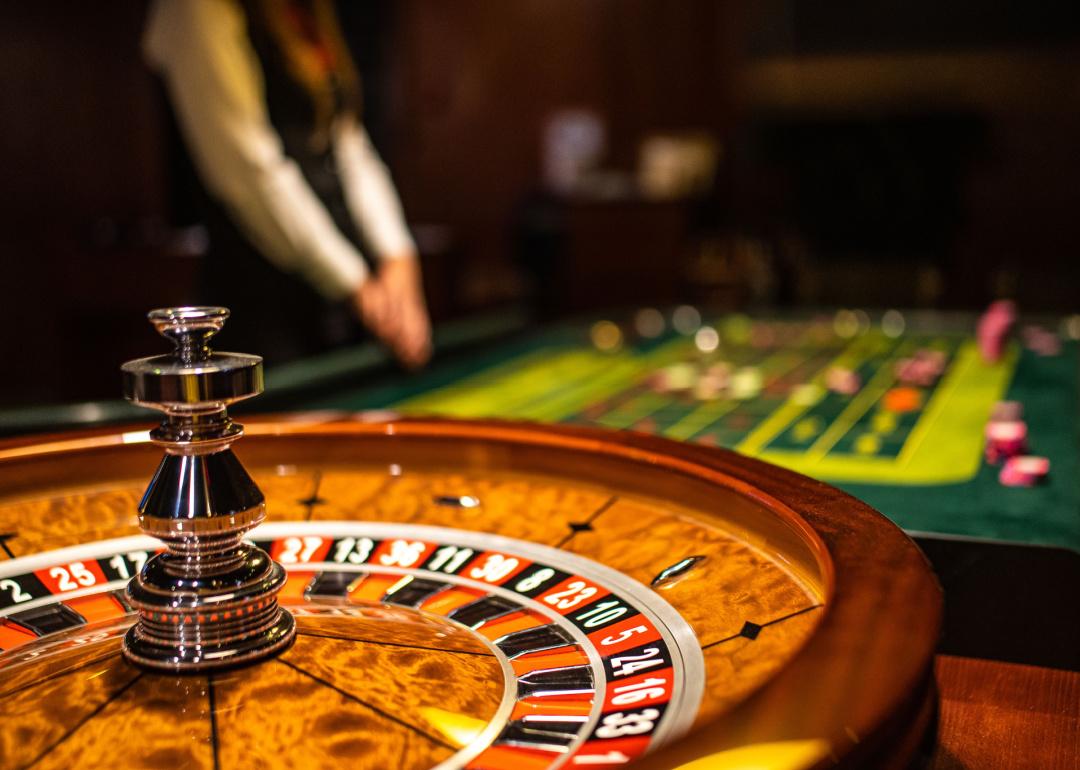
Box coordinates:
[883,387,922,414]
[1021,324,1062,357]
[730,366,763,400]
[825,366,860,395]
[999,455,1050,487]
[655,362,697,392]
[692,362,731,401]
[895,349,945,387]
[984,420,1028,465]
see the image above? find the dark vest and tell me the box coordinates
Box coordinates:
[195,2,369,364]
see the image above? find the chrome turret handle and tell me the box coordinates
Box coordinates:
[120,307,295,671]
[122,306,263,447]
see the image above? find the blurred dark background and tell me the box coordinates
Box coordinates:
[0,0,1077,407]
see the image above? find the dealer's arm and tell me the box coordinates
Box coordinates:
[144,0,430,366]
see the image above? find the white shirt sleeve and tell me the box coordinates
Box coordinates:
[332,119,418,261]
[143,0,369,299]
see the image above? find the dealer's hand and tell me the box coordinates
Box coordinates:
[352,256,431,369]
[381,256,432,369]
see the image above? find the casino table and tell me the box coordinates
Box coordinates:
[260,308,1080,553]
[0,306,1076,769]
[252,307,1080,690]
[252,308,1079,682]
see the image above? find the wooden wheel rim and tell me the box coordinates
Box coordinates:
[0,415,942,768]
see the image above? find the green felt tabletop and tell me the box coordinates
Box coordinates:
[293,317,1079,552]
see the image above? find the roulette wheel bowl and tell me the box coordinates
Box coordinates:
[0,416,942,769]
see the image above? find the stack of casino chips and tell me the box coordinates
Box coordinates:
[984,401,1050,486]
[693,362,731,401]
[984,419,1027,465]
[651,360,765,402]
[650,363,696,393]
[978,303,1065,361]
[1021,324,1062,357]
[977,300,1017,363]
[825,366,860,395]
[895,349,947,387]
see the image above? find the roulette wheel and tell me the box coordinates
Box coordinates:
[0,308,940,769]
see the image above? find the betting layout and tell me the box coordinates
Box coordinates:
[393,309,1024,485]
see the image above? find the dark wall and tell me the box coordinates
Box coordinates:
[0,1,1076,409]
[381,0,735,307]
[380,1,1078,311]
[0,2,194,405]
[0,3,163,230]
[724,0,1080,308]
[747,0,1079,56]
